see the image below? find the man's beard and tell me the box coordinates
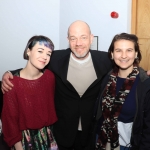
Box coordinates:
[71,50,90,59]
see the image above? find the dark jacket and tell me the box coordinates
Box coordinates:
[48,48,112,147]
[95,67,150,150]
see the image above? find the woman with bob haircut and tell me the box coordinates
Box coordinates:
[2,35,58,150]
[95,33,150,150]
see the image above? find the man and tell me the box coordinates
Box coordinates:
[2,20,112,150]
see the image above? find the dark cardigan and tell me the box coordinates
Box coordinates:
[95,68,150,150]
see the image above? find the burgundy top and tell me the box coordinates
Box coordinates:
[2,69,57,147]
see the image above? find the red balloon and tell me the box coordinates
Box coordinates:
[111,11,119,18]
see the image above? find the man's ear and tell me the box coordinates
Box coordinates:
[90,34,94,44]
[67,37,70,42]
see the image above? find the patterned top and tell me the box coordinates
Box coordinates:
[2,69,57,147]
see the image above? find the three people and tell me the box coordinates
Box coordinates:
[2,35,58,150]
[95,33,150,150]
[2,21,150,150]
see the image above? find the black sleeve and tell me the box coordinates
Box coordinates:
[140,90,150,150]
[10,68,22,75]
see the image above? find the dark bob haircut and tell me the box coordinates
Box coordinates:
[108,33,142,65]
[23,35,54,60]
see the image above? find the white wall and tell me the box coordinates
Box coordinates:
[0,0,132,79]
[0,0,60,79]
[59,0,132,51]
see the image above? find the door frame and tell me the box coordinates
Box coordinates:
[131,0,137,34]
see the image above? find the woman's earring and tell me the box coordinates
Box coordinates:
[26,53,29,58]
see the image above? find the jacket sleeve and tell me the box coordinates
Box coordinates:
[139,90,150,150]
[10,68,22,75]
[2,80,22,147]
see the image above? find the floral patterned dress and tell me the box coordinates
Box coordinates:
[11,126,58,150]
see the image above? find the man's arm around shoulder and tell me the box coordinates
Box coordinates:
[1,68,22,94]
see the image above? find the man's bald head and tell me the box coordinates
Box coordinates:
[68,20,91,37]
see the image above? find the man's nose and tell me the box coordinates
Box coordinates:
[76,38,82,45]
